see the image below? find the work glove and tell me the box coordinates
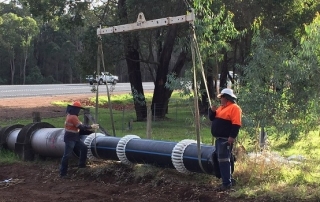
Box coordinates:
[91,124,99,130]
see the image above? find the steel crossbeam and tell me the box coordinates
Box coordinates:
[97,10,195,35]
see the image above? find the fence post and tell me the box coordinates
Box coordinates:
[259,126,267,150]
[32,112,41,123]
[175,100,178,121]
[146,107,152,139]
[153,103,156,121]
[122,106,125,132]
[83,108,90,125]
[128,118,133,131]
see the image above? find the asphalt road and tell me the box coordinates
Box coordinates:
[0,82,154,98]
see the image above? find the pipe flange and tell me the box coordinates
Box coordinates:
[15,122,55,161]
[116,135,140,165]
[171,139,197,174]
[0,124,24,149]
[83,133,105,160]
[16,122,55,144]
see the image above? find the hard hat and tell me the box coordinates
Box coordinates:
[72,101,82,108]
[217,88,237,99]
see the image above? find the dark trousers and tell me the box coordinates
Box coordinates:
[215,138,233,186]
[60,140,87,176]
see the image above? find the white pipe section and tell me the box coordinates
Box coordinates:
[116,135,141,165]
[7,128,21,150]
[30,128,65,157]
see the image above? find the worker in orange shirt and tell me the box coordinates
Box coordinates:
[59,101,99,178]
[209,88,242,191]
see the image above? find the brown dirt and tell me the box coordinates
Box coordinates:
[0,94,94,121]
[0,95,261,202]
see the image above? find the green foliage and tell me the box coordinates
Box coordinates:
[299,12,320,71]
[165,72,193,95]
[193,1,245,65]
[239,25,320,141]
[25,66,44,84]
[0,149,19,163]
[232,129,320,200]
[20,0,67,21]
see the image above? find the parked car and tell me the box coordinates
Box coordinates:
[86,72,119,85]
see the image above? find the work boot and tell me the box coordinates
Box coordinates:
[231,178,236,186]
[215,184,233,192]
[78,165,87,169]
[60,174,71,179]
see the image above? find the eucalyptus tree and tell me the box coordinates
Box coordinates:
[192,0,244,112]
[20,16,38,84]
[117,0,191,119]
[239,12,320,141]
[20,0,98,83]
[0,15,6,84]
[79,1,122,78]
[0,13,24,84]
[0,1,37,85]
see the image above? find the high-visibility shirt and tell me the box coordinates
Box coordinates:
[64,114,82,141]
[209,101,242,139]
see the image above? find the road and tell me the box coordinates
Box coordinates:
[0,82,154,98]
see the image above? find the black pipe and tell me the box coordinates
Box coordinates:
[126,139,176,168]
[87,134,216,175]
[183,144,215,174]
[87,135,120,161]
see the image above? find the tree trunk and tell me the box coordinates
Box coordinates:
[10,59,14,85]
[161,50,188,116]
[126,45,147,121]
[199,70,214,114]
[23,48,28,85]
[10,49,15,85]
[118,0,147,121]
[151,24,183,118]
[220,53,229,89]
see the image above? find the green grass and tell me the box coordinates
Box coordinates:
[48,92,208,142]
[0,149,20,163]
[2,91,320,201]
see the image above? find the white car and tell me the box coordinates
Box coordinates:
[87,72,119,85]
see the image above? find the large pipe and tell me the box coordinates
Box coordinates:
[13,122,89,160]
[30,128,65,157]
[2,122,221,176]
[29,128,88,157]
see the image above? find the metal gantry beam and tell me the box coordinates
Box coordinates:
[97,10,195,35]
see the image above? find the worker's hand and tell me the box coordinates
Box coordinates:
[228,137,235,145]
[91,124,99,130]
[211,105,217,112]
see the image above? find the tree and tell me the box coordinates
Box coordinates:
[118,0,147,121]
[20,16,38,84]
[0,13,23,84]
[240,12,320,141]
[120,0,190,118]
[192,1,244,113]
